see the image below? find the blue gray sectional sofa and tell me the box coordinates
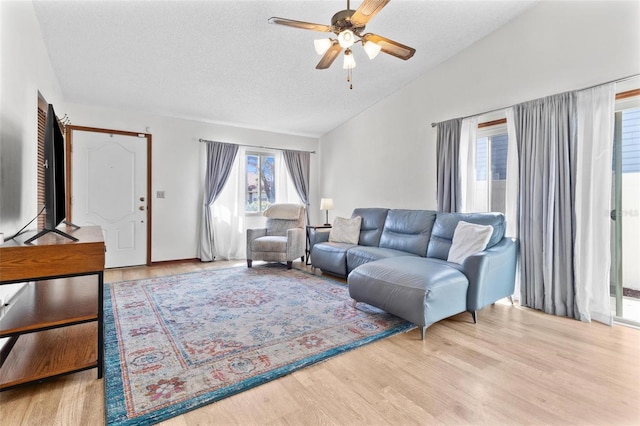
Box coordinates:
[309,208,517,339]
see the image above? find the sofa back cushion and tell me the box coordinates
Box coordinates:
[427,212,506,260]
[351,208,389,247]
[378,209,437,256]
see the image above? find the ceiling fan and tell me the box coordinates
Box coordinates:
[268,0,415,87]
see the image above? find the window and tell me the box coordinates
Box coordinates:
[245,153,275,213]
[473,124,508,213]
[618,108,640,173]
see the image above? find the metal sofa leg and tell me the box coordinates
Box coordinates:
[470,310,477,324]
[420,326,427,340]
[286,261,292,269]
[247,259,252,268]
[508,295,514,305]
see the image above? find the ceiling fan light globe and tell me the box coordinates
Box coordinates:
[338,29,355,48]
[343,49,356,69]
[314,38,333,55]
[363,40,382,59]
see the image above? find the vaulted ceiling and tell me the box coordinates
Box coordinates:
[33,1,536,137]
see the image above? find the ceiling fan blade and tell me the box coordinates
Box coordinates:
[350,0,391,26]
[362,33,416,60]
[268,17,332,32]
[316,42,342,69]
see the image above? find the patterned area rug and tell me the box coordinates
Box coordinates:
[104,265,413,425]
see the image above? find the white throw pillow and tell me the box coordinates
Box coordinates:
[447,221,494,264]
[329,216,362,244]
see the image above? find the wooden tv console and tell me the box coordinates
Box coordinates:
[0,225,105,391]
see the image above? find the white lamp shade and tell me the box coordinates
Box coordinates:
[363,40,382,59]
[338,29,355,48]
[320,198,334,210]
[343,50,356,69]
[314,38,332,55]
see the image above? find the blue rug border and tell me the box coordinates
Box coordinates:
[103,265,415,425]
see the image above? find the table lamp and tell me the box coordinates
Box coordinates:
[320,198,334,225]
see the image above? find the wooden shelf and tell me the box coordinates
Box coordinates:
[0,323,97,390]
[0,276,98,336]
[0,225,105,391]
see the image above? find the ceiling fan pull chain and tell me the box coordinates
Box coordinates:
[347,68,353,90]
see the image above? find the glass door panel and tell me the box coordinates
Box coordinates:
[611,106,640,325]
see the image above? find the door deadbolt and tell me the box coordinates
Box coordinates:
[139,206,145,211]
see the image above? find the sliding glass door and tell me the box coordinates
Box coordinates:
[611,103,640,325]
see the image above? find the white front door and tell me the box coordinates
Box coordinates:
[70,129,149,268]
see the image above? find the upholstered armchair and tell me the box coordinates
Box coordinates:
[246,203,306,269]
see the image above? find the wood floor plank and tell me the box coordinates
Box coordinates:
[1,259,638,425]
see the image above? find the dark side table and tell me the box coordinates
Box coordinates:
[305,224,332,265]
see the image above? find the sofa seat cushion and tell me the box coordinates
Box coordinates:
[251,236,287,252]
[348,257,469,330]
[346,246,418,274]
[311,242,357,277]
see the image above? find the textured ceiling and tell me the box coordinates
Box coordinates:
[33,1,536,137]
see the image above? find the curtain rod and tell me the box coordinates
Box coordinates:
[430,73,640,128]
[198,138,315,154]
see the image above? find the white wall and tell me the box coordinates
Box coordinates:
[319,1,640,219]
[0,1,64,234]
[0,1,66,309]
[65,104,319,262]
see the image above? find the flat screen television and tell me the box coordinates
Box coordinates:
[25,104,79,244]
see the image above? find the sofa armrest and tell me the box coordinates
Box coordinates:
[309,228,331,252]
[246,228,267,259]
[462,238,518,312]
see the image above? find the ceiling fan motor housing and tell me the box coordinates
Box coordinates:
[331,9,365,35]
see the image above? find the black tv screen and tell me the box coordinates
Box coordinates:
[44,103,66,229]
[25,103,78,243]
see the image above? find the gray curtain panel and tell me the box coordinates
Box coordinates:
[283,150,310,225]
[512,91,579,318]
[199,141,239,261]
[436,118,462,212]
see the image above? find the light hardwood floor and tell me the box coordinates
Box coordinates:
[2,260,639,425]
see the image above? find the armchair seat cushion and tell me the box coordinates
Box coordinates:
[252,236,287,252]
